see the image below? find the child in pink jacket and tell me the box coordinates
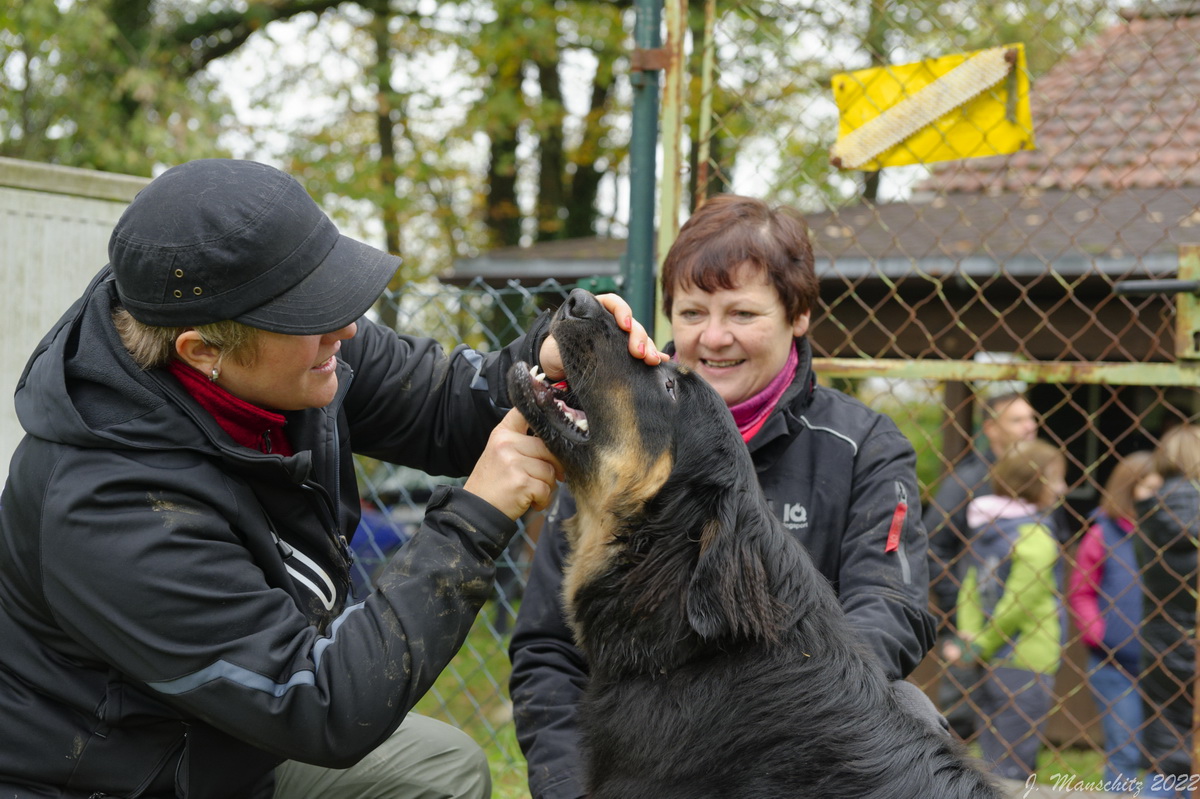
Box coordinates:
[1068,451,1158,788]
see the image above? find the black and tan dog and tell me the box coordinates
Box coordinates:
[508,290,1000,799]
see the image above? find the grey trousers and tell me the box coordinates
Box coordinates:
[273,714,491,799]
[974,665,1054,781]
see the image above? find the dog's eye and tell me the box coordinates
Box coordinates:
[665,378,676,400]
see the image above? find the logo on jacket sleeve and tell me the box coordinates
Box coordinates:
[783,503,809,530]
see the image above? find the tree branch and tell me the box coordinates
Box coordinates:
[170,0,348,75]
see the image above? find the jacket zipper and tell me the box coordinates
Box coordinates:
[301,482,353,569]
[268,365,354,583]
[330,369,353,563]
[90,732,185,799]
[270,510,340,612]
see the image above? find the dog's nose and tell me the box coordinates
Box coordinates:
[563,288,603,320]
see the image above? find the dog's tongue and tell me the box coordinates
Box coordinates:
[551,380,569,392]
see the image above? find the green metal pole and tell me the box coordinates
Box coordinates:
[622,0,663,336]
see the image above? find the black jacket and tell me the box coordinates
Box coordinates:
[508,339,936,799]
[0,268,546,798]
[1137,475,1195,662]
[924,449,994,620]
[1134,475,1200,777]
[1136,475,1200,680]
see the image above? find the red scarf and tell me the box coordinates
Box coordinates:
[167,360,295,456]
[727,344,799,443]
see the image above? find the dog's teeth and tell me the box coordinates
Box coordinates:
[529,365,546,382]
[576,418,589,432]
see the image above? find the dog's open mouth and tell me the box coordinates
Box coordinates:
[513,362,591,443]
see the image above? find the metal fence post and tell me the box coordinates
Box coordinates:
[654,0,686,342]
[622,0,664,336]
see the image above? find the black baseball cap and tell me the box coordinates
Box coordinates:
[109,159,401,335]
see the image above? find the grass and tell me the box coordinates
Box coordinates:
[1036,745,1104,783]
[485,724,533,799]
[962,741,1117,794]
[410,602,532,799]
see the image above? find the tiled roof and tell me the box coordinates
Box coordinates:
[447,185,1200,283]
[806,186,1200,273]
[443,236,626,283]
[925,3,1200,193]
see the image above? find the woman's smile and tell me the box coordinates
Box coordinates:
[670,265,809,406]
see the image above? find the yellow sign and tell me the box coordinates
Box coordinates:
[830,44,1035,171]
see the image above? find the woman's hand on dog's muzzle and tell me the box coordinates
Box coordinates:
[538,293,664,382]
[464,408,565,520]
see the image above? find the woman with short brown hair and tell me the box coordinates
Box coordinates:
[511,194,938,799]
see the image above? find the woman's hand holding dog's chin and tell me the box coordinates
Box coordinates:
[465,408,564,520]
[538,293,664,381]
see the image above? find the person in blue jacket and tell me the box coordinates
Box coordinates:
[0,158,660,799]
[924,391,1039,738]
[1068,451,1157,789]
[509,194,937,799]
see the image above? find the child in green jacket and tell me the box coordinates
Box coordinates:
[955,438,1068,781]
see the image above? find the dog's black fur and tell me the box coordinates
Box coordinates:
[509,289,1000,799]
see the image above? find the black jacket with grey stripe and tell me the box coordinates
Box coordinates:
[509,338,937,799]
[0,268,547,798]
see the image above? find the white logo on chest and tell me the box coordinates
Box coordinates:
[782,503,809,530]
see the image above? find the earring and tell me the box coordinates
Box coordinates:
[209,367,220,382]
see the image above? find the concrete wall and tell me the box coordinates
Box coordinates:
[0,158,149,486]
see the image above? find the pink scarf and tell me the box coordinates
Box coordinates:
[728,344,799,443]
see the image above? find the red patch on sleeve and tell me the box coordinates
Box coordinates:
[885,501,907,553]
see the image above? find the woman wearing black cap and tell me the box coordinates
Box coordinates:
[0,158,661,799]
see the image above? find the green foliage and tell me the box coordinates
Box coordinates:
[0,0,232,174]
[2,0,1124,262]
[875,397,946,502]
[411,603,531,798]
[216,0,633,277]
[1035,745,1104,786]
[892,0,1116,77]
[457,0,630,246]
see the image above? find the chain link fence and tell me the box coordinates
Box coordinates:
[679,0,1200,793]
[355,278,572,794]
[357,1,1200,795]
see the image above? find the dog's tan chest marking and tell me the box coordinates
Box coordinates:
[561,447,673,634]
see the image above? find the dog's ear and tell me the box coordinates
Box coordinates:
[685,496,782,642]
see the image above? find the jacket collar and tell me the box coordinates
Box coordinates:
[745,338,814,452]
[166,360,294,456]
